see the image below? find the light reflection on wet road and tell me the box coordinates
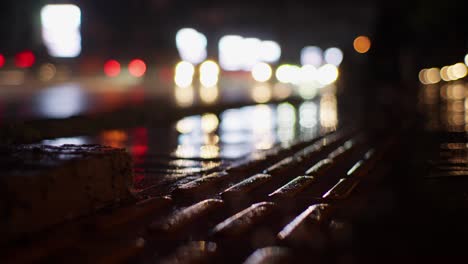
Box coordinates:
[42,93,338,191]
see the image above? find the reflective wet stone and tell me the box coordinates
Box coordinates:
[172,171,229,198]
[322,178,360,200]
[93,196,172,231]
[221,174,272,200]
[305,159,333,176]
[268,176,315,199]
[243,247,292,264]
[211,202,276,238]
[149,199,224,233]
[277,204,332,247]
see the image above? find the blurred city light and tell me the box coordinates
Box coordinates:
[0,54,5,67]
[14,50,35,68]
[103,60,121,77]
[320,93,338,129]
[275,64,300,84]
[449,63,467,80]
[440,66,451,82]
[176,28,207,64]
[201,113,219,133]
[353,35,371,54]
[418,69,428,84]
[37,84,85,118]
[199,60,219,87]
[38,63,57,81]
[175,85,194,107]
[426,68,441,84]
[242,38,262,70]
[251,62,273,82]
[465,54,468,67]
[41,4,81,57]
[298,85,318,100]
[299,65,318,84]
[219,35,280,71]
[277,102,296,145]
[200,85,219,104]
[324,47,343,66]
[174,61,195,87]
[273,83,293,100]
[259,41,281,63]
[299,102,318,129]
[251,84,272,103]
[301,46,323,67]
[128,59,146,77]
[219,35,244,71]
[317,64,339,85]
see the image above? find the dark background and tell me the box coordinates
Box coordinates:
[1,0,468,81]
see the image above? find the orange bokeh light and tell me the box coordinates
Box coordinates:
[353,36,371,54]
[103,59,121,77]
[128,59,146,77]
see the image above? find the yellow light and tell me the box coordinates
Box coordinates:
[353,35,371,54]
[201,113,219,133]
[251,62,272,82]
[465,54,468,67]
[317,64,339,85]
[174,61,194,87]
[425,67,441,84]
[451,63,467,80]
[251,84,272,103]
[200,85,219,104]
[320,93,338,129]
[174,85,194,107]
[199,60,220,87]
[200,145,219,159]
[418,69,428,84]
[440,66,451,82]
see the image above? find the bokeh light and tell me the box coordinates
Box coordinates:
[201,113,219,133]
[465,54,468,67]
[259,40,281,63]
[128,59,146,77]
[174,61,195,87]
[199,60,220,87]
[251,84,272,103]
[103,60,121,77]
[175,85,194,107]
[324,47,343,66]
[38,63,57,81]
[450,63,467,80]
[15,50,35,68]
[176,28,207,64]
[440,66,451,82]
[200,86,219,104]
[353,35,371,54]
[251,62,272,82]
[425,68,441,84]
[299,65,318,84]
[41,4,81,57]
[301,46,323,67]
[317,64,339,85]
